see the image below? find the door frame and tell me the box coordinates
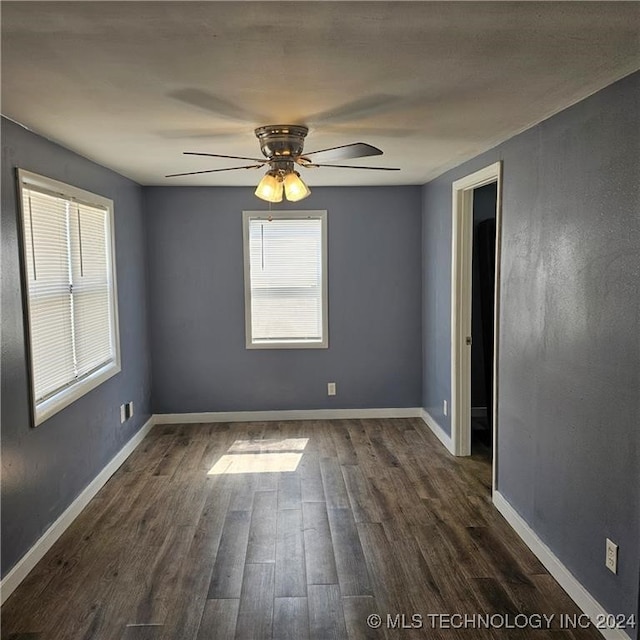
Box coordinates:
[450,161,502,473]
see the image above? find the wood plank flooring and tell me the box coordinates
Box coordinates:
[2,419,603,640]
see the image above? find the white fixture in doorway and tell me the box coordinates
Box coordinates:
[450,161,502,467]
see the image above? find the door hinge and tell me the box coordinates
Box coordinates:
[465,336,472,346]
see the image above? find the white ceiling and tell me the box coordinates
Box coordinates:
[2,1,639,187]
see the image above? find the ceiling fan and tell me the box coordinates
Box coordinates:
[165,124,399,202]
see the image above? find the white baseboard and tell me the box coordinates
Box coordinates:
[419,408,455,454]
[493,491,633,640]
[0,416,155,605]
[153,407,422,425]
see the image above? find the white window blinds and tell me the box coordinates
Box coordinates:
[22,189,76,400]
[19,171,120,423]
[244,212,328,348]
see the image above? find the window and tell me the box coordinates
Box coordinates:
[243,210,328,349]
[17,170,120,426]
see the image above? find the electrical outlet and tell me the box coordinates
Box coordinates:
[606,538,618,574]
[327,382,336,396]
[120,402,134,423]
[443,400,448,416]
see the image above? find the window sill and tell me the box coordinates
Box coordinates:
[246,339,328,350]
[34,361,121,427]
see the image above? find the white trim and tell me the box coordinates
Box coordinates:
[419,409,455,455]
[450,183,473,456]
[153,407,422,425]
[493,491,633,640]
[491,171,504,492]
[35,362,121,425]
[242,210,329,350]
[450,161,502,458]
[17,169,114,209]
[0,416,155,605]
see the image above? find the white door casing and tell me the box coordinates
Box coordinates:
[450,161,502,477]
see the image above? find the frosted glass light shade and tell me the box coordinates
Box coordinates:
[255,173,283,202]
[283,172,311,201]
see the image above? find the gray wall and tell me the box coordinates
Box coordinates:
[145,186,423,413]
[422,71,640,630]
[421,176,453,430]
[1,118,152,577]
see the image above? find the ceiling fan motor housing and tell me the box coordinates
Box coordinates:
[255,125,309,160]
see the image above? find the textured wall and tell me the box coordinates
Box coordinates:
[422,71,640,630]
[421,176,454,431]
[145,186,423,413]
[1,118,152,577]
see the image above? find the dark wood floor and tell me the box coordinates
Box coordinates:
[2,419,602,640]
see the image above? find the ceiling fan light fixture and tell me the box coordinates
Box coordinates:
[283,171,311,202]
[255,171,283,202]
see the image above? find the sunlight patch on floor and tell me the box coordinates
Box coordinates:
[227,437,309,453]
[207,437,309,474]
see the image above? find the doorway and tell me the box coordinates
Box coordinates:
[470,183,497,454]
[450,162,502,485]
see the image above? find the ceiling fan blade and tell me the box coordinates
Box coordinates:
[165,164,265,178]
[304,163,400,171]
[184,151,266,162]
[300,143,383,163]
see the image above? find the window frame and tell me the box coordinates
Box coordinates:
[242,210,328,350]
[16,169,121,427]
